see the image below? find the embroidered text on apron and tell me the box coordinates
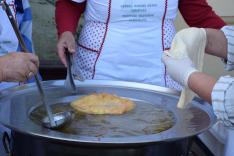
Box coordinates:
[73,0,180,89]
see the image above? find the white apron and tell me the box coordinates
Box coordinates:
[0,0,33,90]
[72,0,182,90]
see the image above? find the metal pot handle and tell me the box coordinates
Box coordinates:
[2,132,12,156]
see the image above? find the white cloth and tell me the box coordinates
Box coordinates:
[211,76,234,156]
[71,0,182,90]
[212,76,234,127]
[221,26,234,71]
[164,28,207,108]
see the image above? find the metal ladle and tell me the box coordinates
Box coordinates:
[1,1,72,129]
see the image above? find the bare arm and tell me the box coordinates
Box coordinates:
[190,28,232,103]
[188,72,217,103]
[205,28,228,59]
[55,0,86,66]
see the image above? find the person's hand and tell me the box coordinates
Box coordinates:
[57,31,76,66]
[162,28,206,87]
[162,53,198,87]
[0,52,39,82]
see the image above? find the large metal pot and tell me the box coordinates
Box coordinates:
[0,80,216,156]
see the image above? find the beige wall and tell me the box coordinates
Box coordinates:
[175,0,234,78]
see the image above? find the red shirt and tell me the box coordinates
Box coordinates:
[55,0,86,36]
[55,0,226,36]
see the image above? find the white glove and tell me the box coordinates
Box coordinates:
[162,53,197,87]
[163,28,206,87]
[162,28,207,109]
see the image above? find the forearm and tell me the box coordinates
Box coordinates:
[188,72,217,103]
[205,28,228,59]
[55,0,85,36]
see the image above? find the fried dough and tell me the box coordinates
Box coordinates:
[71,93,135,115]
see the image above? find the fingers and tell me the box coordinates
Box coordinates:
[18,72,28,82]
[67,39,76,53]
[57,31,76,67]
[27,72,34,80]
[24,53,39,74]
[22,62,37,81]
[26,53,39,68]
[17,64,30,82]
[27,61,38,75]
[23,54,39,81]
[57,42,67,67]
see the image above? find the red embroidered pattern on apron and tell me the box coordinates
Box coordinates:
[92,0,112,79]
[161,1,181,90]
[78,21,106,52]
[165,74,182,90]
[162,19,182,90]
[164,19,179,89]
[78,43,99,53]
[74,0,111,79]
[161,0,168,86]
[163,19,175,49]
[74,47,98,79]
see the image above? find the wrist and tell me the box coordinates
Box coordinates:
[183,68,198,88]
[187,71,216,103]
[187,71,200,89]
[205,28,227,59]
[59,31,75,39]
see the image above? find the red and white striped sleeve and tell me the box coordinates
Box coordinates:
[212,26,234,127]
[221,26,234,71]
[212,76,234,127]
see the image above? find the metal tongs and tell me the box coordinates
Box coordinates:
[1,1,71,129]
[64,49,76,93]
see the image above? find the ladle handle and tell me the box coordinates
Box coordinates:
[1,1,56,127]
